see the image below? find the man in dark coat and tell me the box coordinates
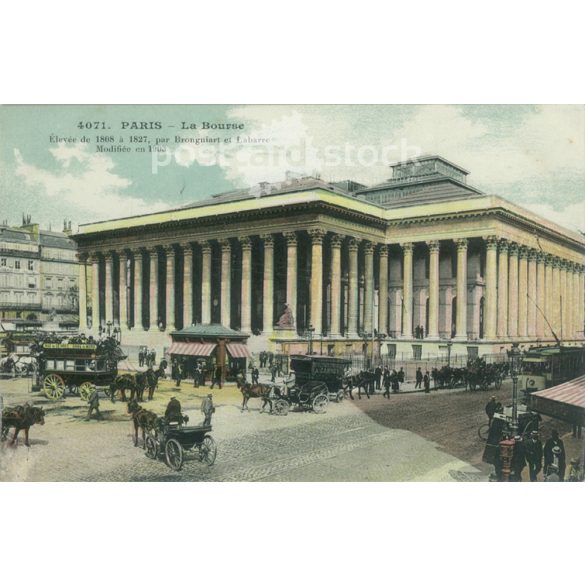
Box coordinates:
[383,373,391,398]
[374,366,382,390]
[211,366,222,389]
[138,347,144,367]
[544,429,566,480]
[415,367,423,389]
[201,393,215,426]
[165,397,184,425]
[423,371,431,393]
[398,367,405,384]
[524,430,543,482]
[252,367,259,384]
[485,396,498,426]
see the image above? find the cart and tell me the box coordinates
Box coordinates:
[145,419,217,471]
[33,341,125,401]
[289,355,351,403]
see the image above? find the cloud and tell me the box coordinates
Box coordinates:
[14,144,169,226]
[522,202,585,234]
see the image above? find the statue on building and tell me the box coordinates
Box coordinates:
[276,304,294,328]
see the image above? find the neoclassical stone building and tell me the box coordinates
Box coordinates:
[72,156,585,358]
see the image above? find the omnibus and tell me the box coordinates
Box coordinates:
[519,345,585,398]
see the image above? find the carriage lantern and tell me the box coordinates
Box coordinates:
[508,343,522,434]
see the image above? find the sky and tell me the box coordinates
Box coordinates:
[0,104,583,233]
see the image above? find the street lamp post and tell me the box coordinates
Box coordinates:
[307,325,315,355]
[508,342,522,435]
[446,340,453,368]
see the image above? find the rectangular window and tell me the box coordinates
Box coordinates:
[46,278,52,289]
[28,260,34,271]
[64,360,76,371]
[412,344,422,360]
[387,343,397,359]
[0,258,6,267]
[15,260,21,270]
[467,346,479,359]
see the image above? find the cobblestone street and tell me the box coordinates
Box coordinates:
[1,374,580,482]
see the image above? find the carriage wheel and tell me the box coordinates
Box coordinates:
[199,435,217,466]
[273,399,289,416]
[43,374,65,400]
[79,382,95,402]
[478,422,490,441]
[312,394,329,414]
[165,438,184,471]
[336,390,344,402]
[145,434,158,459]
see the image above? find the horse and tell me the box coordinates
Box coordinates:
[109,373,139,402]
[354,370,373,399]
[144,365,165,401]
[236,374,276,412]
[127,399,159,448]
[1,403,45,447]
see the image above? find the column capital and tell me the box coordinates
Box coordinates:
[163,244,176,255]
[498,239,509,253]
[426,240,440,253]
[508,241,519,255]
[330,234,344,249]
[218,239,231,252]
[284,231,298,246]
[89,252,100,263]
[182,244,193,256]
[518,245,529,260]
[146,245,159,254]
[362,240,374,255]
[348,237,361,252]
[261,234,274,248]
[378,243,389,257]
[484,235,498,250]
[552,256,562,268]
[132,247,146,257]
[200,241,212,254]
[544,253,555,266]
[239,236,252,251]
[527,248,538,261]
[103,251,115,260]
[535,251,546,263]
[401,241,414,253]
[309,228,326,244]
[76,251,89,263]
[455,238,468,251]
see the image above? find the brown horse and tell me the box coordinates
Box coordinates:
[144,366,165,401]
[1,403,45,447]
[235,374,277,412]
[109,373,139,402]
[127,399,159,448]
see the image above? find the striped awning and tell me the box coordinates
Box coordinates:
[226,343,252,359]
[528,375,585,425]
[168,342,216,357]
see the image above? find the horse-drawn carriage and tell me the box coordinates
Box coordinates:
[33,340,126,401]
[145,419,217,471]
[289,355,351,403]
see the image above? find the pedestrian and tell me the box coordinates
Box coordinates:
[201,393,215,426]
[374,365,382,390]
[252,366,259,385]
[423,371,430,393]
[138,347,144,367]
[211,365,222,389]
[383,373,391,398]
[173,359,182,388]
[524,430,543,482]
[392,371,400,393]
[165,397,185,425]
[485,396,498,426]
[85,388,103,421]
[398,367,405,384]
[270,363,277,382]
[415,367,423,389]
[544,430,566,480]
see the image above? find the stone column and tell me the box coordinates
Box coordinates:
[148,247,159,330]
[239,237,252,333]
[77,253,88,330]
[496,239,509,339]
[219,239,231,328]
[573,265,581,339]
[484,236,498,340]
[90,253,100,330]
[536,252,546,339]
[165,245,175,331]
[552,258,561,335]
[427,240,440,339]
[330,235,343,336]
[347,238,360,336]
[577,265,585,339]
[544,255,554,339]
[527,249,537,338]
[309,229,325,334]
[104,252,114,325]
[559,260,569,339]
[378,244,389,336]
[284,232,298,324]
[119,251,128,331]
[517,246,528,338]
[133,249,143,331]
[183,244,193,328]
[508,243,519,338]
[565,263,573,339]
[401,242,414,339]
[363,241,374,335]
[201,242,212,324]
[454,239,467,341]
[262,234,274,334]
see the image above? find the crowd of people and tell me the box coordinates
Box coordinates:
[138,346,157,368]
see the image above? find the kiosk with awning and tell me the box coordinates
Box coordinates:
[527,375,585,428]
[168,324,251,383]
